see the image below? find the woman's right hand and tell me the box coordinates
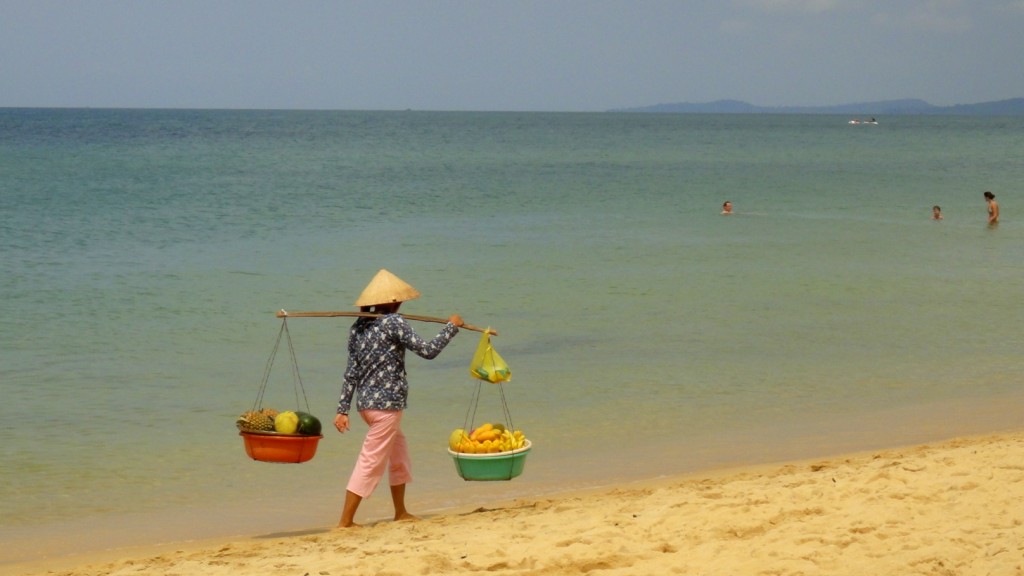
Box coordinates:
[334,413,349,433]
[448,314,465,328]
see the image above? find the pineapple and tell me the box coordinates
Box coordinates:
[236,410,275,432]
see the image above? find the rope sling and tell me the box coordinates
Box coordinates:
[251,317,313,416]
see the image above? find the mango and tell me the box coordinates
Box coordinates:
[449,429,470,451]
[274,411,299,434]
[470,423,493,441]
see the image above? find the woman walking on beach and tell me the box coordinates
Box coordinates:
[334,269,464,528]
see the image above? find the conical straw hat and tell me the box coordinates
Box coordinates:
[355,269,421,306]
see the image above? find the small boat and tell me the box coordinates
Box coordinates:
[848,118,878,125]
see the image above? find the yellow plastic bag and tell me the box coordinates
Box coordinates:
[469,330,511,383]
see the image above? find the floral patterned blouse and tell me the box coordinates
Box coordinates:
[337,314,459,414]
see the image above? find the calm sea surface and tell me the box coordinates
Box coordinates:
[2,109,1023,563]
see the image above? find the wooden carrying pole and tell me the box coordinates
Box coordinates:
[276,310,497,335]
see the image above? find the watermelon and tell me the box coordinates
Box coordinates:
[296,412,322,436]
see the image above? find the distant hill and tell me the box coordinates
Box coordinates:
[611,97,1024,115]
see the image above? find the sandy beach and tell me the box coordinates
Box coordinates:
[6,430,1023,576]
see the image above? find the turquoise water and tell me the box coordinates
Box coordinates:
[2,109,1023,563]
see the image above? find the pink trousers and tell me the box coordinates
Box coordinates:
[346,409,412,498]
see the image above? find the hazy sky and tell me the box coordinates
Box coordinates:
[3,0,1023,111]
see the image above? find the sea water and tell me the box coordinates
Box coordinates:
[2,109,1023,563]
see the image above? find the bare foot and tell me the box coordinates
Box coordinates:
[335,521,362,529]
[394,512,419,523]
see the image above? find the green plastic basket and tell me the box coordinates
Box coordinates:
[448,440,532,481]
